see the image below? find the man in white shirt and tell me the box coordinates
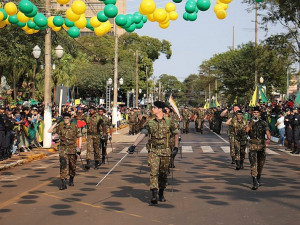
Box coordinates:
[275,111,285,146]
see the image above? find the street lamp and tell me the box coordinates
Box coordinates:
[259,76,264,84]
[106,78,113,111]
[32,45,41,99]
[55,45,64,59]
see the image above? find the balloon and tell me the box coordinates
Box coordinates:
[133,12,143,23]
[52,26,61,32]
[197,0,211,11]
[0,9,8,21]
[17,21,26,27]
[27,19,36,29]
[183,12,189,21]
[187,12,197,21]
[0,11,4,21]
[39,25,47,31]
[17,11,29,23]
[48,16,55,27]
[185,2,196,13]
[75,16,87,28]
[161,13,170,24]
[102,20,112,32]
[172,0,182,3]
[25,4,37,17]
[147,13,155,22]
[86,19,92,29]
[219,3,228,10]
[26,29,34,34]
[115,14,127,26]
[4,2,17,16]
[123,14,133,28]
[62,24,69,30]
[153,8,167,22]
[219,0,232,3]
[0,20,6,28]
[71,0,86,15]
[104,0,116,4]
[5,18,10,25]
[90,16,101,27]
[142,15,147,23]
[136,20,144,29]
[68,26,80,38]
[53,16,64,27]
[94,26,105,36]
[97,11,108,22]
[169,11,178,20]
[165,3,176,13]
[66,8,80,22]
[125,23,136,33]
[214,4,224,13]
[64,18,74,27]
[8,15,18,24]
[159,21,169,29]
[256,0,264,2]
[216,10,227,19]
[57,0,70,4]
[34,13,47,27]
[139,0,156,15]
[19,0,33,14]
[104,4,118,18]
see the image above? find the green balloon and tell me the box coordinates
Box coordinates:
[185,2,196,13]
[19,0,33,14]
[256,0,264,2]
[104,0,116,4]
[123,15,133,28]
[27,19,36,29]
[39,25,47,31]
[115,14,127,26]
[183,12,189,21]
[8,15,19,24]
[25,5,37,17]
[53,16,64,27]
[68,26,80,38]
[197,0,211,11]
[0,8,8,21]
[125,23,135,33]
[187,12,197,21]
[89,27,94,31]
[34,13,47,27]
[97,11,108,22]
[64,18,74,27]
[86,19,92,29]
[104,4,118,18]
[173,0,183,3]
[142,15,147,23]
[133,12,142,24]
[135,20,144,29]
[17,21,26,27]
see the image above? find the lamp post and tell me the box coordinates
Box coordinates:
[54,45,64,116]
[131,89,135,108]
[32,45,41,99]
[106,78,112,111]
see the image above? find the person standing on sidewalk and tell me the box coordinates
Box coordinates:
[48,112,81,190]
[284,108,293,151]
[246,107,271,190]
[127,101,179,205]
[275,111,285,147]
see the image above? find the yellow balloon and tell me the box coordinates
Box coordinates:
[161,13,170,24]
[216,10,227,20]
[62,24,69,30]
[75,16,87,29]
[102,20,112,32]
[71,0,86,15]
[26,29,34,34]
[48,16,55,28]
[0,3,1,8]
[94,26,106,36]
[0,20,6,28]
[153,8,167,22]
[219,3,228,10]
[139,0,156,15]
[57,0,70,5]
[90,16,101,28]
[66,8,80,22]
[214,4,224,14]
[0,11,4,21]
[17,12,29,23]
[33,30,39,33]
[22,24,29,31]
[5,18,10,25]
[165,2,176,13]
[219,0,232,4]
[159,21,169,29]
[4,2,17,16]
[52,26,61,32]
[147,13,155,22]
[169,11,178,21]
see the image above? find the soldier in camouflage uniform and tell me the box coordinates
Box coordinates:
[128,109,138,135]
[128,101,179,205]
[80,106,106,169]
[98,108,113,164]
[48,112,81,190]
[226,110,247,170]
[194,106,205,133]
[182,106,192,134]
[246,107,271,190]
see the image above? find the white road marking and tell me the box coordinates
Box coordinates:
[140,147,148,154]
[220,146,230,153]
[119,147,128,154]
[201,146,214,153]
[182,146,193,153]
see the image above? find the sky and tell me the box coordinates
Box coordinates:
[126,0,283,81]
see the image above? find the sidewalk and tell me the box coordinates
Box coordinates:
[0,124,129,171]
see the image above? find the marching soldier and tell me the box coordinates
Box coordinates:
[48,112,81,190]
[291,107,300,154]
[213,106,222,134]
[128,109,138,135]
[182,106,192,134]
[246,107,271,190]
[194,106,205,134]
[284,108,293,151]
[128,101,179,205]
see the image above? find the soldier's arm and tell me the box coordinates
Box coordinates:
[225,118,232,125]
[48,122,58,133]
[132,123,149,146]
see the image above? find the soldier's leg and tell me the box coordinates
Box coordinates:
[68,154,77,186]
[186,121,190,133]
[249,149,259,190]
[240,145,246,169]
[101,139,107,164]
[149,152,159,204]
[257,149,266,186]
[200,120,204,133]
[228,135,235,164]
[286,128,293,150]
[59,152,68,190]
[129,124,132,135]
[234,140,241,170]
[93,136,101,168]
[182,121,186,133]
[158,156,171,202]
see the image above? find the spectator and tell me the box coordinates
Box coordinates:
[275,111,285,147]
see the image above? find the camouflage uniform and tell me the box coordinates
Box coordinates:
[128,111,138,135]
[231,117,247,161]
[195,108,205,133]
[141,116,179,190]
[182,109,192,133]
[53,123,80,179]
[99,114,111,160]
[248,119,269,177]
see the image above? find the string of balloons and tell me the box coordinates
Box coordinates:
[0,0,264,38]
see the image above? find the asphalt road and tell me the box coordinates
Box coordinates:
[0,123,300,225]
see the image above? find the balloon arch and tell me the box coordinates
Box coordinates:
[0,0,264,38]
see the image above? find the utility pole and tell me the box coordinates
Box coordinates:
[255,2,259,104]
[43,0,52,148]
[208,83,211,107]
[135,49,138,107]
[112,22,118,130]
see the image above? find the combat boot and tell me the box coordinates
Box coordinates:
[292,150,299,154]
[240,160,244,169]
[257,174,261,186]
[59,179,67,190]
[69,176,74,186]
[235,160,240,170]
[231,157,235,164]
[150,189,158,204]
[94,160,101,169]
[102,156,106,164]
[158,189,166,202]
[251,177,259,190]
[85,160,91,170]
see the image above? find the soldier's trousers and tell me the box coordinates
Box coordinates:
[293,127,299,151]
[286,127,293,149]
[129,124,136,134]
[149,152,171,190]
[228,134,235,158]
[100,138,107,157]
[197,120,204,132]
[86,135,101,161]
[59,153,77,179]
[249,149,266,177]
[234,140,246,160]
[183,120,190,133]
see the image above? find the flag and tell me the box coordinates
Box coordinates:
[204,102,209,109]
[249,86,258,107]
[258,86,268,103]
[295,90,300,105]
[216,99,220,107]
[168,94,181,119]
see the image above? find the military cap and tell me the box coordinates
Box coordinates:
[236,110,243,115]
[98,107,105,112]
[285,108,292,112]
[253,106,260,112]
[153,101,166,109]
[62,112,71,118]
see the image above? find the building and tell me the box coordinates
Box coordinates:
[51,0,127,36]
